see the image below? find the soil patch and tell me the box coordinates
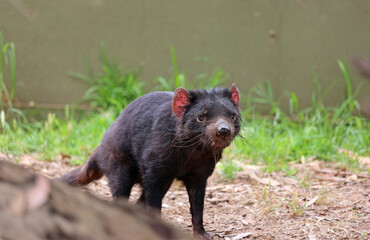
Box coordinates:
[3,154,369,240]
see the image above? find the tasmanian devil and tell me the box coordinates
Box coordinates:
[61,84,241,238]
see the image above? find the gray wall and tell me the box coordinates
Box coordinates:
[1,0,370,110]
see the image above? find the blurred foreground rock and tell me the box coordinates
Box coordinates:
[0,160,193,240]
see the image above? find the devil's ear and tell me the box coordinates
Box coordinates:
[172,87,190,118]
[230,83,240,109]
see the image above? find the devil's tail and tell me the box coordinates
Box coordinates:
[61,151,103,185]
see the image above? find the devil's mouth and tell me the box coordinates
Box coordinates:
[211,139,231,149]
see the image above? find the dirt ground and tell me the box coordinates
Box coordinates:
[5,153,370,240]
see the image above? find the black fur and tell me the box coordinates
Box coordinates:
[61,86,241,238]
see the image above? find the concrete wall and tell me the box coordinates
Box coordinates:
[1,0,369,110]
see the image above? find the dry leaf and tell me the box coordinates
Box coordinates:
[316,175,346,182]
[162,203,170,208]
[206,198,230,205]
[232,232,252,240]
[359,156,370,165]
[308,234,317,240]
[346,174,357,182]
[306,195,319,207]
[312,168,337,175]
[240,219,249,226]
[242,169,280,186]
[259,177,280,186]
[240,217,256,226]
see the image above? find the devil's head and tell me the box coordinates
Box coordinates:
[172,84,241,150]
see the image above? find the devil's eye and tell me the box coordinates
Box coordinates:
[230,113,237,121]
[197,115,206,122]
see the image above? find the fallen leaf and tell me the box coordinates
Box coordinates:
[308,234,317,240]
[234,186,247,192]
[60,153,71,159]
[346,174,357,182]
[306,195,319,207]
[232,232,252,240]
[206,198,230,205]
[316,175,346,182]
[241,169,280,186]
[259,177,280,186]
[359,156,370,165]
[328,199,362,210]
[243,217,256,225]
[222,227,235,234]
[240,219,249,226]
[312,168,337,175]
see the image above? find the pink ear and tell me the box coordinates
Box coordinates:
[230,83,239,109]
[172,87,190,118]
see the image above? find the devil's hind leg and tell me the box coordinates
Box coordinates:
[106,162,139,199]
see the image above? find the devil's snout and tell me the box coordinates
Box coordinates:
[216,122,231,137]
[206,118,235,149]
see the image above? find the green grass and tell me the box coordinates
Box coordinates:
[155,47,227,91]
[1,109,115,164]
[227,60,369,175]
[229,112,369,173]
[1,32,22,120]
[67,42,144,117]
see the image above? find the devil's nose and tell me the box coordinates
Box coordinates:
[216,123,231,137]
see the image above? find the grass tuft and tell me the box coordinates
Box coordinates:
[232,60,369,174]
[67,42,144,117]
[287,191,306,217]
[155,47,227,91]
[1,108,114,163]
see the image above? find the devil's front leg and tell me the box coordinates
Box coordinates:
[184,176,211,239]
[142,168,174,211]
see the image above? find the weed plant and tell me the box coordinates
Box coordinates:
[155,47,227,91]
[67,42,144,117]
[0,32,20,119]
[1,32,25,156]
[287,191,306,217]
[2,107,115,164]
[232,60,369,174]
[254,184,277,214]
